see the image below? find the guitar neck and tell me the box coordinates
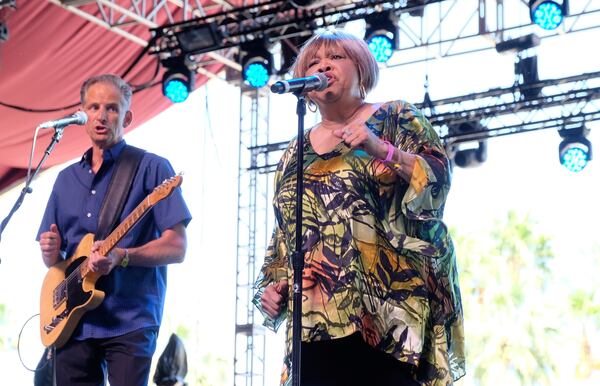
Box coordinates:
[79,196,153,278]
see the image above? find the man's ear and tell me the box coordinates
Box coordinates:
[123,111,133,128]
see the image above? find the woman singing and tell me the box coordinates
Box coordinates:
[254,29,465,386]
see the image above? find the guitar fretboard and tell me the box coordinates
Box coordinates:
[78,196,152,278]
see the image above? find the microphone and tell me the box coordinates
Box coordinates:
[39,111,88,129]
[270,73,328,94]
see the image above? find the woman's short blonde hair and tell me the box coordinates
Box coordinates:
[292,29,379,96]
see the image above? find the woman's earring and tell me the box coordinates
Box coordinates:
[307,98,318,113]
[359,84,366,100]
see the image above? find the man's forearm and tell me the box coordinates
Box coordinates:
[123,223,187,267]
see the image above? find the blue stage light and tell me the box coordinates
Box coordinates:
[243,59,270,88]
[239,40,273,89]
[558,126,592,172]
[530,0,566,30]
[161,57,194,103]
[163,78,189,103]
[560,145,590,172]
[364,11,397,64]
[367,34,394,63]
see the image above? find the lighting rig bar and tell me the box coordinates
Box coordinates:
[148,0,445,57]
[425,71,600,144]
[247,71,600,172]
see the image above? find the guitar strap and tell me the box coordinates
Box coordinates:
[96,145,146,240]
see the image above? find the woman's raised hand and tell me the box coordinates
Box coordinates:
[333,120,387,159]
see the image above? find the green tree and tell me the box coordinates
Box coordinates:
[454,211,565,385]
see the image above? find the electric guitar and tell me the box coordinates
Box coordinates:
[39,175,182,348]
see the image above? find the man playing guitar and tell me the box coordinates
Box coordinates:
[37,74,191,386]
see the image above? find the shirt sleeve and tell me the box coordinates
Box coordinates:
[252,226,289,331]
[384,100,452,222]
[142,155,192,232]
[251,140,296,332]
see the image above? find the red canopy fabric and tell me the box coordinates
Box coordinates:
[0,2,225,193]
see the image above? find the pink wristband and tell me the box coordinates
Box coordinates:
[381,140,394,162]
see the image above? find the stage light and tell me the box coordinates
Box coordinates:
[558,126,592,172]
[495,34,542,100]
[161,57,194,103]
[454,141,487,168]
[529,0,568,30]
[175,23,221,54]
[364,11,398,63]
[448,121,488,168]
[515,55,542,100]
[240,40,273,88]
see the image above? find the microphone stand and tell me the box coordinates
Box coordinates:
[0,127,65,261]
[291,92,306,386]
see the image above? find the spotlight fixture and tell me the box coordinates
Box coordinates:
[454,141,488,168]
[495,34,542,100]
[448,121,488,168]
[529,0,569,30]
[240,39,273,89]
[175,23,221,54]
[161,57,194,103]
[364,11,398,63]
[515,55,542,100]
[558,125,592,172]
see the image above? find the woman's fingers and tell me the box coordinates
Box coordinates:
[261,281,289,317]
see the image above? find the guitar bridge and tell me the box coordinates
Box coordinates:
[43,309,69,333]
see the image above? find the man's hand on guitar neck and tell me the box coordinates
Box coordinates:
[88,241,126,275]
[39,224,63,267]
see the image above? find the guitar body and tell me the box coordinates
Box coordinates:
[40,233,104,348]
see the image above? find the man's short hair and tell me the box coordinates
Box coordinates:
[80,74,133,111]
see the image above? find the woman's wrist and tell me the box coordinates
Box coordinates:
[377,140,395,162]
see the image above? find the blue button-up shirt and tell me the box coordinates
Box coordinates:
[37,140,191,339]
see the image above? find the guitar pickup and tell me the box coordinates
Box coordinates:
[53,281,67,309]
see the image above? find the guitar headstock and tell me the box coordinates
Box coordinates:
[148,174,183,205]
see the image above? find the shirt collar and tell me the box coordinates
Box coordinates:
[80,140,127,167]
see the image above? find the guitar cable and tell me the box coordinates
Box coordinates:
[17,313,51,373]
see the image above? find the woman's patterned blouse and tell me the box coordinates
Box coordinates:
[253,100,465,385]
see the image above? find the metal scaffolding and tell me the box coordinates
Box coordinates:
[234,86,272,386]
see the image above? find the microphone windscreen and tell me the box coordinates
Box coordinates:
[74,111,88,125]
